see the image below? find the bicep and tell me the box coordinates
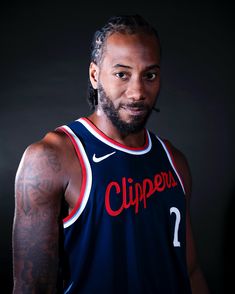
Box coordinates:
[185,201,197,275]
[15,144,62,215]
[13,143,63,292]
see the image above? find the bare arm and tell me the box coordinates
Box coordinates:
[164,140,210,294]
[12,134,66,293]
[186,211,210,294]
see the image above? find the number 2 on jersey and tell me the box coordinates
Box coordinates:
[170,207,181,247]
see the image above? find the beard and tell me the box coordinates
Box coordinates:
[97,83,154,135]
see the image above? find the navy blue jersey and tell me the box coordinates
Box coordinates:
[58,117,191,294]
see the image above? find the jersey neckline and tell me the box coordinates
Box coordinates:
[78,117,152,155]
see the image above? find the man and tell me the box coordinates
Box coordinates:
[12,15,210,293]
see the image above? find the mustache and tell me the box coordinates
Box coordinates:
[119,102,160,112]
[120,102,147,109]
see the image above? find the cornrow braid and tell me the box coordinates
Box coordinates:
[87,14,160,111]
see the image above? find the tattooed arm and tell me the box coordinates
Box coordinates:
[12,132,68,293]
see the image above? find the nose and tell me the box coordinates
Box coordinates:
[126,77,145,101]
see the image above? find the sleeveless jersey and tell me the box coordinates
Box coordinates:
[58,117,192,294]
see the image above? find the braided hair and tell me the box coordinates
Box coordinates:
[87,14,160,111]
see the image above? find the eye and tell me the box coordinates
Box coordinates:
[144,72,158,81]
[115,72,128,80]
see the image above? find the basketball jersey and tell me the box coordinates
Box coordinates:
[58,117,192,294]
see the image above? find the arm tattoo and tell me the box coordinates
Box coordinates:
[13,144,63,293]
[16,145,61,216]
[45,145,62,173]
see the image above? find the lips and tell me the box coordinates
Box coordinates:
[121,104,147,116]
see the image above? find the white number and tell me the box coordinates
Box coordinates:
[170,207,181,247]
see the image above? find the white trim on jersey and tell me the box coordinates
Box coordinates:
[61,125,92,228]
[156,136,186,195]
[78,118,152,155]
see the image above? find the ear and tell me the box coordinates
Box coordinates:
[89,62,99,89]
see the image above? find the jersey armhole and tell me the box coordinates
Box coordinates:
[56,126,92,228]
[157,137,186,195]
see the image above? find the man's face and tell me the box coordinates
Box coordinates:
[97,82,152,134]
[96,32,161,134]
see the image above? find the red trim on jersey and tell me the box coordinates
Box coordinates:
[57,126,87,223]
[162,140,186,194]
[80,117,149,151]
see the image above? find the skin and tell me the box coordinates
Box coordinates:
[89,32,161,145]
[12,32,209,293]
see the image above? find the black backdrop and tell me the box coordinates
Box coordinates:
[1,2,234,293]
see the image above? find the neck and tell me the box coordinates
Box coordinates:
[88,112,146,148]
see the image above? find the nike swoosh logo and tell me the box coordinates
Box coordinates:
[92,151,116,163]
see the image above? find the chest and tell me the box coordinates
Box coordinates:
[72,141,184,217]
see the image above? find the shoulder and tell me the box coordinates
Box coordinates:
[161,138,192,198]
[16,130,75,189]
[25,129,74,158]
[23,130,68,166]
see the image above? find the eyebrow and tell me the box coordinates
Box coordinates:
[113,63,160,70]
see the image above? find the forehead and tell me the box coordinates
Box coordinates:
[101,32,160,67]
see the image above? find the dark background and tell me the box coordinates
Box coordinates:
[1,2,234,293]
